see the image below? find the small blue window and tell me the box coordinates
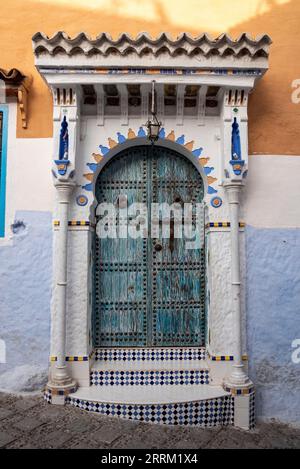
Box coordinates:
[0,105,8,237]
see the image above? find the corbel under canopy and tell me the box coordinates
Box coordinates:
[0,68,32,128]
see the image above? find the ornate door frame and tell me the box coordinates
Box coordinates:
[34,32,270,401]
[92,140,208,348]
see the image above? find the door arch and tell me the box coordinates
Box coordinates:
[93,145,206,347]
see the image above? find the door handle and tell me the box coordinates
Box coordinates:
[154,243,163,252]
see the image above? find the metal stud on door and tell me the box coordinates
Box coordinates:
[150,146,205,346]
[94,148,148,346]
[93,146,205,347]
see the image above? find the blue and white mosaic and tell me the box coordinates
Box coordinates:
[67,395,232,427]
[90,369,210,386]
[249,392,256,429]
[44,389,52,404]
[94,347,206,362]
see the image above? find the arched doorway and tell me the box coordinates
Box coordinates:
[93,145,205,347]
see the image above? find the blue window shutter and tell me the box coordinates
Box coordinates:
[0,105,8,237]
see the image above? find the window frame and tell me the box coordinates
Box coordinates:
[0,105,8,238]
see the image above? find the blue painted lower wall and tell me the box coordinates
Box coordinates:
[0,211,52,391]
[0,215,299,424]
[246,225,300,425]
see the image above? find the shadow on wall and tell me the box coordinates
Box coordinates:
[0,211,52,392]
[1,0,214,139]
[246,225,300,424]
[2,0,299,156]
[230,0,300,155]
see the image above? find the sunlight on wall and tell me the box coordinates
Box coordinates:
[1,0,298,153]
[36,0,290,33]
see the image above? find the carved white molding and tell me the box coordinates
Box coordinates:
[95,84,105,126]
[176,84,185,126]
[80,117,87,141]
[43,73,260,92]
[156,83,165,126]
[117,84,128,126]
[140,84,149,122]
[197,85,207,126]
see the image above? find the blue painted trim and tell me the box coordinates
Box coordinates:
[0,105,8,237]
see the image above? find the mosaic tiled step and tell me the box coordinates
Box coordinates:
[68,385,232,427]
[94,347,206,362]
[90,360,210,386]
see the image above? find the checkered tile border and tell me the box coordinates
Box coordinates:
[231,395,235,425]
[206,222,245,228]
[94,348,206,362]
[54,220,93,227]
[50,356,89,362]
[249,392,256,429]
[67,395,232,427]
[208,354,248,361]
[224,386,254,395]
[43,386,77,401]
[90,369,210,386]
[44,389,52,404]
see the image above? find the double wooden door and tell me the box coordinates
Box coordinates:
[93,146,205,347]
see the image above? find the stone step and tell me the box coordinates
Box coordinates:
[68,384,232,427]
[90,359,210,386]
[93,347,206,362]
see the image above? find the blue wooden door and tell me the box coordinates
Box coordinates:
[94,146,205,347]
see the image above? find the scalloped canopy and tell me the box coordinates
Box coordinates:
[32,31,271,58]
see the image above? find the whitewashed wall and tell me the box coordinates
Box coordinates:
[0,102,54,246]
[2,100,300,424]
[54,115,237,356]
[0,102,54,392]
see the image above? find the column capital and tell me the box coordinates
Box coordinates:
[54,179,76,203]
[223,179,244,203]
[52,159,76,185]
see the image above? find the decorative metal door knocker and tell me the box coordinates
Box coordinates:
[154,242,163,252]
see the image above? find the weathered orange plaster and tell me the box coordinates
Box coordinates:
[1,0,299,155]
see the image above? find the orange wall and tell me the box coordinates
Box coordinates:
[1,0,300,155]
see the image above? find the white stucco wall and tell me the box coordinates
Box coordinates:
[50,116,233,355]
[0,102,54,245]
[7,115,299,359]
[2,102,300,414]
[244,155,300,228]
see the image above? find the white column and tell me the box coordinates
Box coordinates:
[224,181,250,387]
[51,180,75,387]
[46,85,80,399]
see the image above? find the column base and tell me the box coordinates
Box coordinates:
[223,381,255,430]
[227,364,251,387]
[44,381,77,406]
